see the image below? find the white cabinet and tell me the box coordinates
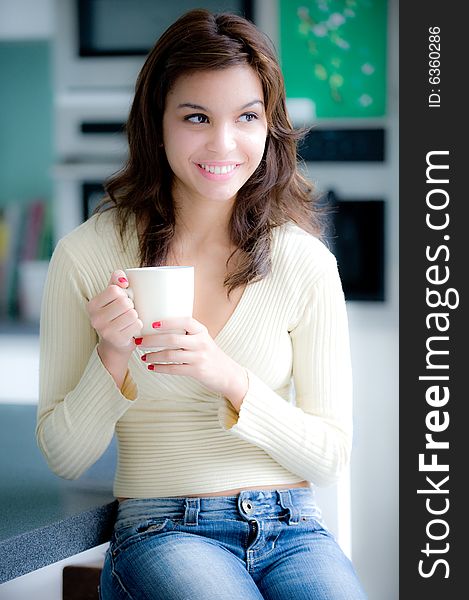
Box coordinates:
[0,543,108,600]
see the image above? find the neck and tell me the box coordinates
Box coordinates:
[172,192,235,253]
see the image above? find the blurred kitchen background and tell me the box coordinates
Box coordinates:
[0,0,398,598]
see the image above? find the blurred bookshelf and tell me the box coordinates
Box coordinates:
[0,198,53,329]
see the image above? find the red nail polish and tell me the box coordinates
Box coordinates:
[118,277,128,283]
[148,364,155,370]
[141,354,147,362]
[152,321,162,328]
[134,337,143,345]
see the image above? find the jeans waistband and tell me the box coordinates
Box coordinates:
[115,487,321,529]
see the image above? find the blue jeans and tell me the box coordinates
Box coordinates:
[99,488,367,599]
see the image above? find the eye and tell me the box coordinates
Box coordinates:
[239,112,258,123]
[184,114,209,124]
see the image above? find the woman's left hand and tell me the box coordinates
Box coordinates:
[136,317,248,412]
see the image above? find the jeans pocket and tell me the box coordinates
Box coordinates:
[135,518,171,534]
[112,518,172,558]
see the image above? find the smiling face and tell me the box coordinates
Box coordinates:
[162,65,268,208]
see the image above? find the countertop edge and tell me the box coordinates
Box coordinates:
[0,501,117,583]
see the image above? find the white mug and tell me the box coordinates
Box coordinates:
[124,266,194,339]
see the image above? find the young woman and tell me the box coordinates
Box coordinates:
[37,9,367,599]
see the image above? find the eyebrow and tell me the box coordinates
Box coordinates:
[176,99,264,111]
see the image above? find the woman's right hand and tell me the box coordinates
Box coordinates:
[87,270,143,356]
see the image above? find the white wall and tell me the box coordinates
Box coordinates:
[0,335,40,403]
[0,0,53,39]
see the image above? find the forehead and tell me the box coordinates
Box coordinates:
[166,65,264,106]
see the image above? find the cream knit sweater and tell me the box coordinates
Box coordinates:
[36,210,353,498]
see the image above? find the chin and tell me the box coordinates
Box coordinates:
[198,185,241,204]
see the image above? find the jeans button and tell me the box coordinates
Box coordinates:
[242,500,254,514]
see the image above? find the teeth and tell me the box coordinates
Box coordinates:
[199,163,237,174]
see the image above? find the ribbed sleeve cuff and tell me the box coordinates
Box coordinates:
[218,368,351,487]
[65,346,136,424]
[218,368,295,441]
[38,347,137,479]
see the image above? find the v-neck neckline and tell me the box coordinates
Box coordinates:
[212,228,281,344]
[212,281,252,345]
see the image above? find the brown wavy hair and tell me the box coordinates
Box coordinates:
[98,8,324,296]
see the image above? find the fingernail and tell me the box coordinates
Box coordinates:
[148,364,155,370]
[152,321,162,328]
[141,354,147,361]
[134,337,143,345]
[118,277,128,283]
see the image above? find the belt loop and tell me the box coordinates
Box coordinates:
[184,498,200,526]
[277,490,300,525]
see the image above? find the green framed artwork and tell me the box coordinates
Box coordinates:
[279,0,388,120]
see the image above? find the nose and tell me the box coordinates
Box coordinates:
[206,122,237,155]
